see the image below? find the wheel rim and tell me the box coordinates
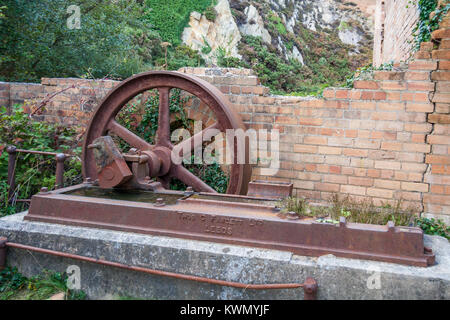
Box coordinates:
[82,71,252,195]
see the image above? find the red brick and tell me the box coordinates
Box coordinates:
[427,135,450,145]
[349,90,361,100]
[323,174,347,184]
[343,148,368,157]
[373,91,387,100]
[374,179,401,190]
[374,71,405,80]
[340,185,366,195]
[403,143,431,153]
[432,49,450,59]
[405,71,430,81]
[408,60,437,70]
[322,89,335,99]
[431,71,450,81]
[367,188,394,198]
[404,123,432,133]
[349,177,373,187]
[371,112,397,121]
[438,60,450,70]
[407,82,435,91]
[345,130,358,138]
[401,182,429,192]
[293,145,318,153]
[367,169,381,178]
[315,183,340,193]
[335,90,349,99]
[386,91,401,101]
[414,51,431,59]
[428,114,450,124]
[351,101,376,110]
[380,81,407,91]
[354,80,379,89]
[426,155,450,164]
[304,136,328,145]
[275,116,297,125]
[318,146,342,155]
[381,141,402,151]
[406,102,434,112]
[299,118,323,126]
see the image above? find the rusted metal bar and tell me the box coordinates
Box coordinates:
[55,153,67,189]
[5,146,71,199]
[15,149,71,157]
[0,237,6,270]
[2,239,317,298]
[6,146,17,202]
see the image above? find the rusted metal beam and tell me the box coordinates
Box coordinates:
[26,185,435,267]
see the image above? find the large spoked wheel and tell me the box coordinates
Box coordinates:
[82,71,252,195]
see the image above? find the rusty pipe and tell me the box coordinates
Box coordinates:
[14,149,71,157]
[6,146,17,203]
[2,239,317,297]
[55,153,66,189]
[0,237,6,270]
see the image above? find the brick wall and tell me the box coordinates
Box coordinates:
[1,15,450,223]
[0,82,44,110]
[374,0,419,66]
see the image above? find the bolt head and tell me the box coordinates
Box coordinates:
[6,146,16,154]
[56,153,66,162]
[155,198,165,207]
[287,211,299,220]
[84,177,92,184]
[40,187,49,193]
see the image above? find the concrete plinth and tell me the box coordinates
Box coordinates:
[0,212,449,300]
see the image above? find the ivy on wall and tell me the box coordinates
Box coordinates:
[413,0,450,50]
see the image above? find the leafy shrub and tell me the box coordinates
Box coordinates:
[204,6,217,22]
[0,106,82,216]
[0,0,159,82]
[144,0,214,46]
[345,61,394,88]
[329,194,416,226]
[0,266,86,300]
[415,217,449,240]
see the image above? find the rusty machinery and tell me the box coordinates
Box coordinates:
[23,71,435,267]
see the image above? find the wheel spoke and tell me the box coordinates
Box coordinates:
[171,165,217,193]
[107,120,153,151]
[156,87,171,147]
[172,122,220,160]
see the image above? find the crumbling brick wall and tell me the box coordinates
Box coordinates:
[373,0,420,66]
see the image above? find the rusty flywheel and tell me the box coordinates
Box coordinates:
[82,71,252,195]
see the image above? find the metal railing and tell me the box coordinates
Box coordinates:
[0,237,318,299]
[5,146,70,203]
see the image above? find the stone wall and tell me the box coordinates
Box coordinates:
[373,0,420,66]
[1,15,450,223]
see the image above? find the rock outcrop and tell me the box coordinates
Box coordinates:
[182,0,242,64]
[182,0,374,66]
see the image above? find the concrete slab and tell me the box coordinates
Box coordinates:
[0,212,449,300]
